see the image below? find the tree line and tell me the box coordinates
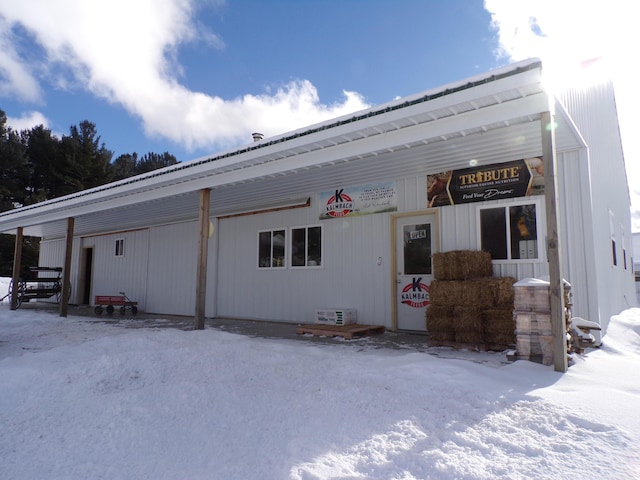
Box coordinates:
[0,108,179,276]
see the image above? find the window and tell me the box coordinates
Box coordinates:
[291,226,322,267]
[479,202,540,260]
[609,210,617,267]
[622,227,627,270]
[258,229,286,268]
[115,238,125,257]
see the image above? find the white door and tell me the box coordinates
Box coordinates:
[395,214,437,331]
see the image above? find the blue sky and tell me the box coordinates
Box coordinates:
[0,0,638,228]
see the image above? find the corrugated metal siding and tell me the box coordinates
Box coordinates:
[558,82,635,328]
[38,238,82,304]
[82,230,149,310]
[556,148,598,322]
[39,239,66,269]
[216,194,392,326]
[146,223,198,315]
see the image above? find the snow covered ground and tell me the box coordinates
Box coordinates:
[1,277,639,479]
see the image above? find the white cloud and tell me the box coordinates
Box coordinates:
[6,111,49,132]
[0,17,41,102]
[0,0,368,152]
[484,0,640,231]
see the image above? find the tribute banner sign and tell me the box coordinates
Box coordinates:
[427,157,544,207]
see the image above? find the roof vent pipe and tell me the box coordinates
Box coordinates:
[252,132,264,142]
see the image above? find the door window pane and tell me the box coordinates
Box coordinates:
[403,224,432,274]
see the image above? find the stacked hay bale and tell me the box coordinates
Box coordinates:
[426,250,516,350]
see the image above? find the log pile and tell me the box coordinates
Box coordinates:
[426,250,516,351]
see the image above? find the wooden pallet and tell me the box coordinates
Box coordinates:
[296,323,385,339]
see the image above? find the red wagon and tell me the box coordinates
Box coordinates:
[94,292,138,315]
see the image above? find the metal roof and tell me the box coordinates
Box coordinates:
[0,58,586,238]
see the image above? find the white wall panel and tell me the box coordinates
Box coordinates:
[85,229,149,310]
[216,195,392,326]
[558,83,635,328]
[146,222,199,315]
[39,239,65,269]
[556,149,597,322]
[38,238,82,304]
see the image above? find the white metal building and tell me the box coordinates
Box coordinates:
[1,58,635,335]
[634,232,640,303]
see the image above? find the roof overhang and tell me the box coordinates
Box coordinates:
[0,59,587,239]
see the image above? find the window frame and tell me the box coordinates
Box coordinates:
[476,198,545,264]
[621,225,627,270]
[609,210,617,267]
[290,224,323,269]
[257,228,287,270]
[115,238,125,258]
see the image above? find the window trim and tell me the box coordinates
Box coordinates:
[476,198,546,264]
[609,210,617,267]
[290,224,323,269]
[621,225,627,270]
[115,238,125,257]
[257,228,287,270]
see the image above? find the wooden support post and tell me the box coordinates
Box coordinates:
[10,227,23,311]
[194,188,211,330]
[60,217,74,317]
[541,110,568,373]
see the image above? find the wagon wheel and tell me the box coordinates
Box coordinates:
[119,306,126,316]
[7,279,23,309]
[106,305,114,315]
[94,305,103,315]
[131,305,138,315]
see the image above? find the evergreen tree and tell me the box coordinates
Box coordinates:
[0,110,29,211]
[60,121,114,191]
[112,152,138,181]
[0,109,36,277]
[112,151,178,180]
[135,152,178,174]
[0,109,181,276]
[24,125,63,202]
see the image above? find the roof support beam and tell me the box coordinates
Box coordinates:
[541,110,568,373]
[59,217,74,317]
[194,188,210,330]
[10,227,23,311]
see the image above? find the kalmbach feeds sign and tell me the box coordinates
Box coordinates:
[427,157,544,207]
